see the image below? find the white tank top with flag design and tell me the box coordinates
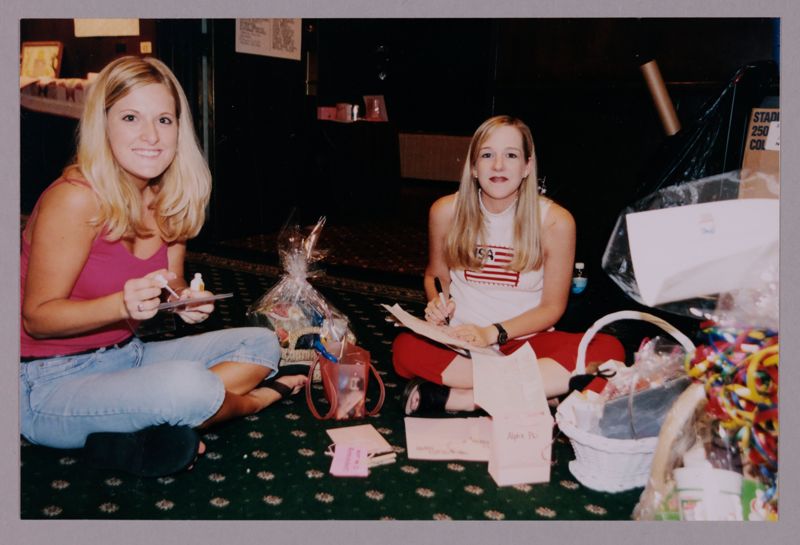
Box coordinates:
[449,195,551,328]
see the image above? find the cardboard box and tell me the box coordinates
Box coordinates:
[740,107,779,199]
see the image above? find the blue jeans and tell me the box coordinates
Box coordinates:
[20,327,280,449]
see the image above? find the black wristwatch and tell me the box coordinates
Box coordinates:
[493,323,508,344]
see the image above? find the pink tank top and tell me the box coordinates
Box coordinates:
[20,177,168,358]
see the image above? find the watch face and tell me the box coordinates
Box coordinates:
[495,323,508,344]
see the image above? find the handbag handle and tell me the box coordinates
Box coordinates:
[306,357,336,420]
[365,361,386,416]
[574,310,695,376]
[305,356,386,420]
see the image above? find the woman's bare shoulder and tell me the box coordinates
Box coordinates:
[429,193,457,221]
[542,199,575,234]
[39,177,99,220]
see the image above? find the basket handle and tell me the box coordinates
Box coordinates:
[574,310,695,376]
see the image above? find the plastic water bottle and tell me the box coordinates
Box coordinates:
[571,262,588,294]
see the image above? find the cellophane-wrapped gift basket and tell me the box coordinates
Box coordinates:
[247,217,355,377]
[559,171,779,521]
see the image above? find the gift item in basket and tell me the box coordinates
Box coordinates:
[597,335,692,440]
[598,375,691,439]
[305,343,386,421]
[556,310,696,492]
[685,323,779,514]
[248,216,355,367]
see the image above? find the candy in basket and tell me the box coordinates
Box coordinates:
[248,216,355,371]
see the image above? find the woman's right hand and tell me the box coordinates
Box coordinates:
[122,269,177,320]
[424,297,456,326]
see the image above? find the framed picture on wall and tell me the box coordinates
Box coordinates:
[20,41,63,78]
[363,95,388,122]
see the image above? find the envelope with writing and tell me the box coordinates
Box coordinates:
[405,416,492,461]
[472,343,553,486]
[626,199,779,307]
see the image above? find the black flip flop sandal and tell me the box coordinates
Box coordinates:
[567,368,617,395]
[402,378,451,416]
[262,380,294,400]
[83,424,201,478]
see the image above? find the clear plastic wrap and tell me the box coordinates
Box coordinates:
[248,216,355,364]
[597,336,691,440]
[602,170,779,323]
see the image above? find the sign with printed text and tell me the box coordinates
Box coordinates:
[741,108,779,199]
[235,18,302,61]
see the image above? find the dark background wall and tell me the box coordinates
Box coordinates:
[21,18,778,265]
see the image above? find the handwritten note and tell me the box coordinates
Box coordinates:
[404,417,492,461]
[488,412,554,485]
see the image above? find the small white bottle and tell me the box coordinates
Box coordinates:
[190,273,205,292]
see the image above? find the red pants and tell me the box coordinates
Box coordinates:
[392,330,625,385]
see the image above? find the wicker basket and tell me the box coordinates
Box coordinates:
[555,310,695,493]
[279,326,321,364]
[277,326,322,382]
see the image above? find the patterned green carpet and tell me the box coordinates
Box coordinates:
[20,254,644,520]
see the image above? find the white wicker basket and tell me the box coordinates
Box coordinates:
[555,310,695,493]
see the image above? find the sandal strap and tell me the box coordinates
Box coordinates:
[417,381,450,413]
[263,380,293,400]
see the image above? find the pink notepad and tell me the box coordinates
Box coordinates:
[329,445,369,477]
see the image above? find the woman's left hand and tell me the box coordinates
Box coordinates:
[174,288,215,324]
[451,324,496,347]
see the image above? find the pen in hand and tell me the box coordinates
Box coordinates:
[434,276,451,325]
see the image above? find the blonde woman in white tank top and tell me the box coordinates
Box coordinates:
[403,115,578,412]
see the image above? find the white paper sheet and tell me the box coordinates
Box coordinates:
[626,199,779,306]
[404,417,492,461]
[381,303,498,355]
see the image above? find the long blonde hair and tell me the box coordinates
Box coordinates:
[444,115,544,272]
[71,55,211,242]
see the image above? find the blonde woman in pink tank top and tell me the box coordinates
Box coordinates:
[20,56,305,477]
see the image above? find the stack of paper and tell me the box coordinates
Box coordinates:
[326,424,396,468]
